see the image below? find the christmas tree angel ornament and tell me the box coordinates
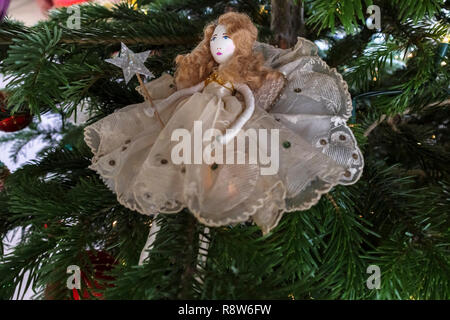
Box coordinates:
[84,12,363,262]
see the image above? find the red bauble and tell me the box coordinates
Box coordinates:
[0,113,32,132]
[0,91,32,132]
[44,250,117,300]
[53,0,91,7]
[72,250,117,300]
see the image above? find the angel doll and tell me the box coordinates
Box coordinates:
[84,12,363,237]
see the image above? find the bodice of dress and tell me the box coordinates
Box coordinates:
[203,71,235,98]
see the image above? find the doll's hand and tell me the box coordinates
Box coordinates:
[144,81,205,118]
[215,128,241,146]
[209,135,226,151]
[144,99,167,118]
[215,135,226,145]
[144,106,155,117]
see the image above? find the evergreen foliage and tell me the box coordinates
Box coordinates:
[0,0,449,299]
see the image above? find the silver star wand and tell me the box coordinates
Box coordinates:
[106,43,165,128]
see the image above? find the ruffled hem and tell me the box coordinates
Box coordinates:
[189,180,287,232]
[83,36,363,235]
[84,123,101,155]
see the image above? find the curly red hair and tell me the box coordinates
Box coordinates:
[174,12,282,91]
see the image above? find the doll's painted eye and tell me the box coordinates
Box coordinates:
[223,36,229,39]
[211,36,216,41]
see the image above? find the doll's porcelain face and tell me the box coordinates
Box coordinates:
[210,24,235,64]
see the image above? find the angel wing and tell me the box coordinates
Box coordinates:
[253,37,363,185]
[253,73,287,111]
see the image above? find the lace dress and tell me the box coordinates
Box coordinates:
[84,37,363,234]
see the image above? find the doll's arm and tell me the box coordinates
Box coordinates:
[144,81,206,117]
[216,83,255,145]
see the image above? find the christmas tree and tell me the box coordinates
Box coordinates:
[0,0,449,300]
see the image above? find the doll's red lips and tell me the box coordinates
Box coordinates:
[216,52,222,55]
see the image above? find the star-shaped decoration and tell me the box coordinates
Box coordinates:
[106,42,154,84]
